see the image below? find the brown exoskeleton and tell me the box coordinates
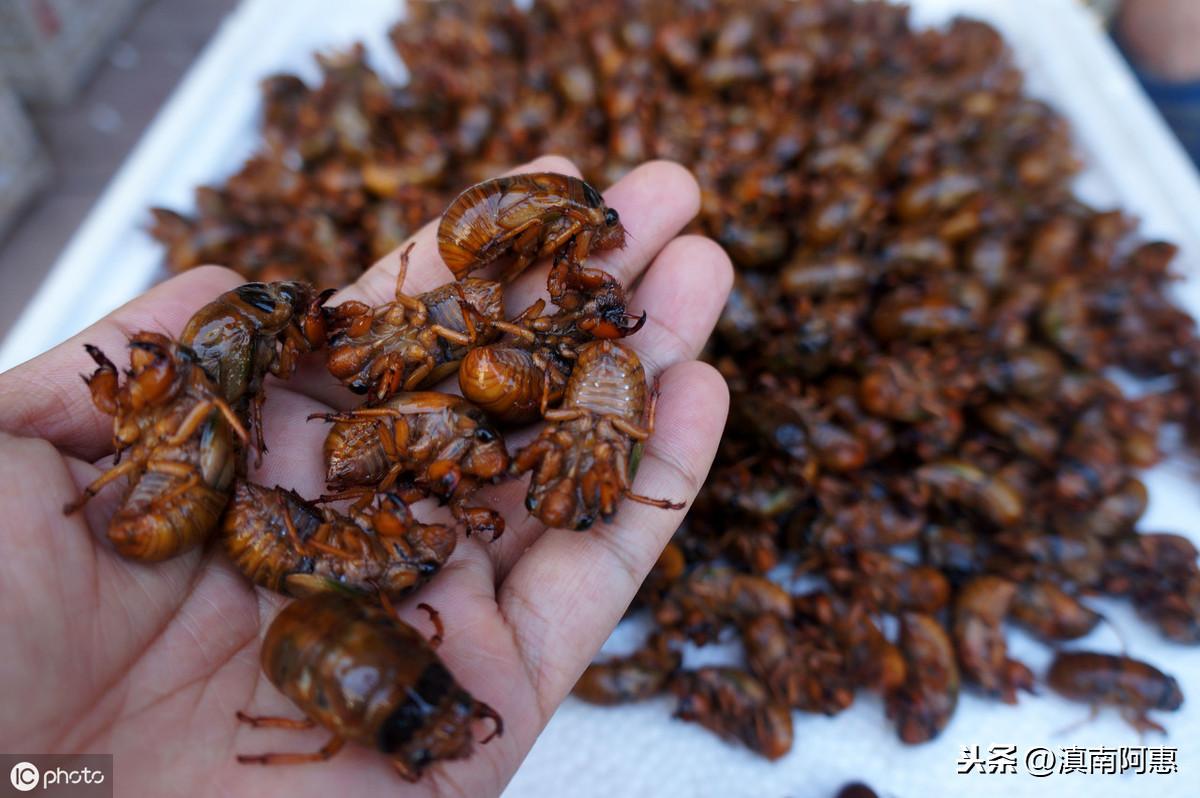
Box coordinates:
[512,340,683,530]
[670,667,794,760]
[181,280,331,461]
[887,613,960,744]
[325,244,505,402]
[315,391,509,540]
[544,248,647,340]
[1009,581,1102,641]
[952,576,1036,704]
[237,592,502,782]
[457,292,645,426]
[574,632,681,705]
[744,611,855,716]
[458,344,569,426]
[437,172,626,281]
[221,481,456,600]
[654,564,793,645]
[1046,651,1183,734]
[827,549,950,614]
[63,333,247,561]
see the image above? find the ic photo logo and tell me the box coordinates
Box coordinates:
[3,756,109,795]
[8,762,38,792]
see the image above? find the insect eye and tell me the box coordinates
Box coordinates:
[475,427,496,443]
[604,208,619,226]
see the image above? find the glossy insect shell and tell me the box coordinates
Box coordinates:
[221,482,456,598]
[103,339,239,561]
[425,278,505,329]
[325,279,505,399]
[563,340,647,422]
[322,392,509,490]
[458,345,566,425]
[261,593,481,775]
[180,281,318,403]
[1047,652,1183,711]
[108,416,235,561]
[437,172,624,279]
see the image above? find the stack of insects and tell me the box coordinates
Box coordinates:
[67,171,685,782]
[315,172,682,537]
[139,0,1200,764]
[60,275,509,781]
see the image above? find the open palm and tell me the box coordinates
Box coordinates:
[0,157,731,797]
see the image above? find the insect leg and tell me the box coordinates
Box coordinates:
[377,463,404,493]
[569,228,595,264]
[474,701,505,743]
[316,486,377,507]
[623,492,687,512]
[306,522,359,561]
[429,323,473,347]
[612,417,652,442]
[276,493,312,554]
[499,221,549,281]
[417,602,445,648]
[542,407,586,423]
[487,318,539,343]
[312,407,406,423]
[390,242,416,303]
[511,437,554,474]
[63,458,140,513]
[402,356,436,391]
[141,460,203,506]
[166,398,249,446]
[510,298,547,326]
[237,734,345,766]
[1122,708,1167,737]
[273,328,306,379]
[250,391,268,468]
[235,711,315,730]
[391,761,420,782]
[1053,704,1100,736]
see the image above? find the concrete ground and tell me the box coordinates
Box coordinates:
[0,0,239,341]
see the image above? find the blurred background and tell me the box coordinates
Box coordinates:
[0,0,1198,344]
[0,0,236,338]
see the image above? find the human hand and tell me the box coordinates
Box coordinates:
[1118,0,1200,81]
[0,156,732,797]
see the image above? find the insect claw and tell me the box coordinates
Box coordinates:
[417,602,445,647]
[475,701,504,744]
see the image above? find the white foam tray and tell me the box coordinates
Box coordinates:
[3,1,1199,796]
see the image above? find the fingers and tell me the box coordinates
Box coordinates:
[623,234,733,378]
[496,361,729,713]
[333,155,582,309]
[487,231,732,579]
[0,266,244,462]
[589,161,702,286]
